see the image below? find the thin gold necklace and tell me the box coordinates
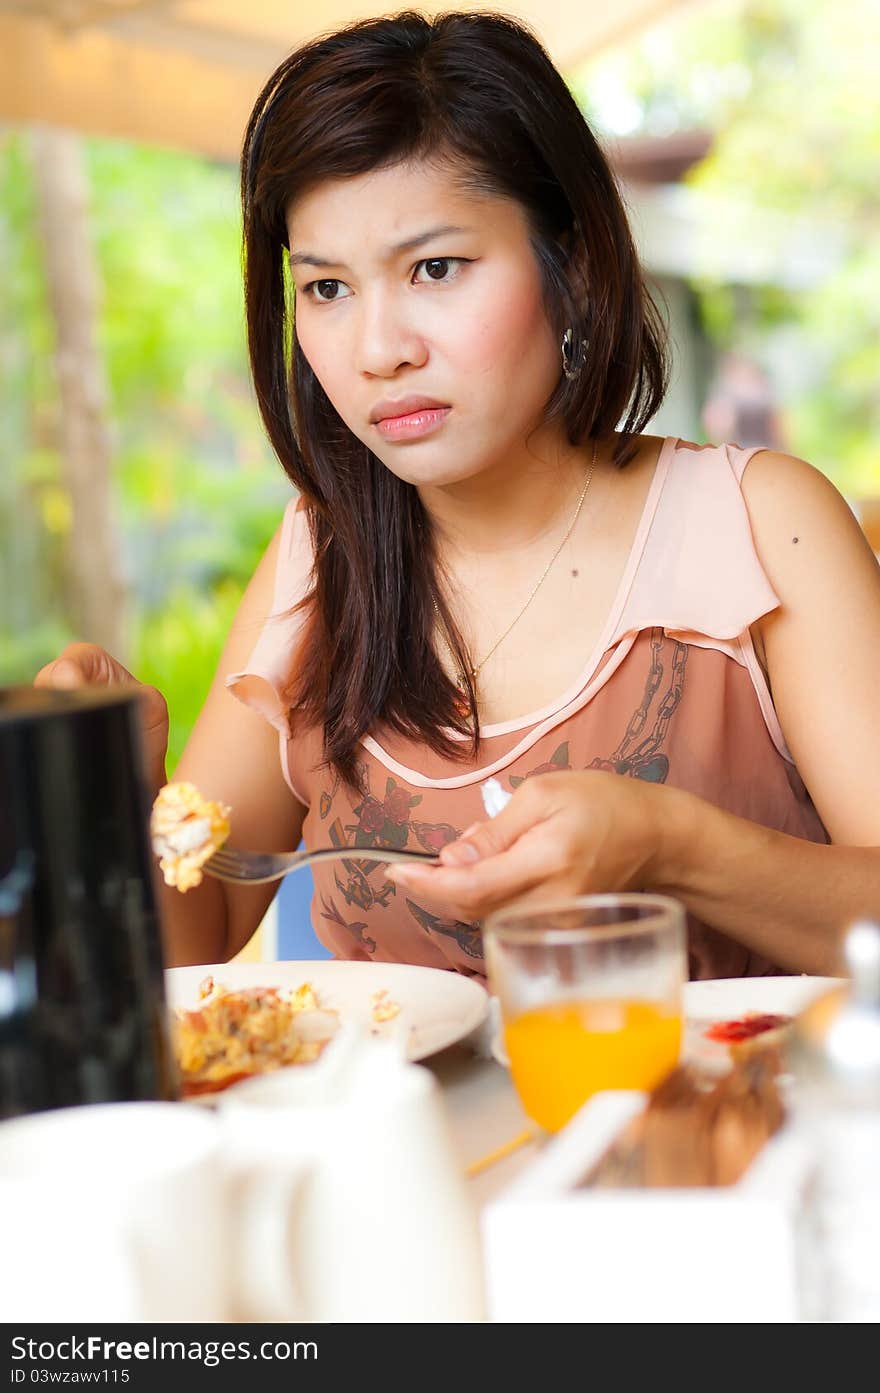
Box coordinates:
[434,441,598,705]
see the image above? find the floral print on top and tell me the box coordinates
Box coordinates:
[228,440,829,981]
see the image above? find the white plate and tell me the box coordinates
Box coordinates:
[489,975,844,1069]
[165,959,489,1063]
[683,974,843,1070]
[683,974,842,1020]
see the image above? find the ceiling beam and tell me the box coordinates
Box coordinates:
[0,2,705,161]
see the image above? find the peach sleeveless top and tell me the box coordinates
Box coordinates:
[228,439,828,980]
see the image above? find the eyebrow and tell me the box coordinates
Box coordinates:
[288,224,473,270]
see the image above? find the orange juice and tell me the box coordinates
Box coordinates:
[503,997,682,1132]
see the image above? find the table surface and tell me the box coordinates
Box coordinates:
[424,1040,540,1209]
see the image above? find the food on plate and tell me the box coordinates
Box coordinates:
[704,1011,793,1061]
[371,989,401,1024]
[150,781,231,891]
[172,976,339,1096]
[581,1053,785,1189]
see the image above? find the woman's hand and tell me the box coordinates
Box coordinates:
[34,642,169,789]
[387,770,691,921]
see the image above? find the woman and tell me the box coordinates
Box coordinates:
[36,11,880,978]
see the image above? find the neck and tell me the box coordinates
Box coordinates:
[419,425,605,560]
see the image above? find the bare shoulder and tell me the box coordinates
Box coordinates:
[740,447,854,531]
[739,448,879,598]
[738,450,880,845]
[219,496,307,671]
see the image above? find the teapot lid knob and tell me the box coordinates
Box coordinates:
[844,919,880,1005]
[791,921,880,1102]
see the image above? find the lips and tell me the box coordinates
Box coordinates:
[369,395,450,424]
[374,406,451,442]
[368,393,452,444]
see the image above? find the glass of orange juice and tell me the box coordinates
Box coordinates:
[484,894,686,1133]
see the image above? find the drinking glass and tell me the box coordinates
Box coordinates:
[484,894,686,1132]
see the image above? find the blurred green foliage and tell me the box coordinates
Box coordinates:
[0,133,289,767]
[577,0,880,494]
[134,581,244,769]
[2,0,878,770]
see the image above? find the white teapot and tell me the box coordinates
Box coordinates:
[0,1102,228,1321]
[218,1026,486,1323]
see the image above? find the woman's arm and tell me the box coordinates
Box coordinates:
[742,449,880,846]
[389,452,880,974]
[657,791,880,976]
[680,448,880,971]
[389,772,879,975]
[160,522,306,965]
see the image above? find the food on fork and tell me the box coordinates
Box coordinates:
[172,977,339,1096]
[150,781,231,891]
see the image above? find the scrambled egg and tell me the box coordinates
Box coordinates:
[173,979,337,1095]
[370,988,401,1024]
[150,781,231,891]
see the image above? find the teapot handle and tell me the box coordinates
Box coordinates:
[233,1163,311,1322]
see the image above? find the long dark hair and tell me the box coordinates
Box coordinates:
[241,9,668,788]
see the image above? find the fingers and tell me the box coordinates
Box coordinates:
[137,683,170,733]
[437,779,556,868]
[389,780,560,913]
[390,823,572,920]
[34,643,134,691]
[34,657,84,690]
[35,644,102,689]
[35,652,166,737]
[34,646,94,689]
[388,774,610,919]
[32,644,169,790]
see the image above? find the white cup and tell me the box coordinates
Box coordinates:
[218,1026,486,1322]
[0,1101,228,1321]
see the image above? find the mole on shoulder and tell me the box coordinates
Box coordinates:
[792,537,799,544]
[571,568,580,577]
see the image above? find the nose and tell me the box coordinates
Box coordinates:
[355,287,427,378]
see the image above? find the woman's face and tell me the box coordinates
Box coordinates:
[286,160,564,490]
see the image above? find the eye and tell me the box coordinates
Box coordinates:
[304,279,352,303]
[412,257,467,284]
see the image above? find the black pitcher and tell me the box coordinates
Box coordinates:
[0,685,178,1118]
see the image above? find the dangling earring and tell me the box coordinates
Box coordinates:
[561,326,587,381]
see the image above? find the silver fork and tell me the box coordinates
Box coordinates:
[204,843,440,885]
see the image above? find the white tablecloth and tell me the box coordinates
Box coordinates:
[425,1042,538,1209]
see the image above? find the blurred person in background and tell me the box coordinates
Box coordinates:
[702,350,786,452]
[35,11,880,981]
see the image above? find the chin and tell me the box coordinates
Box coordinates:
[366,435,479,486]
[379,458,486,489]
